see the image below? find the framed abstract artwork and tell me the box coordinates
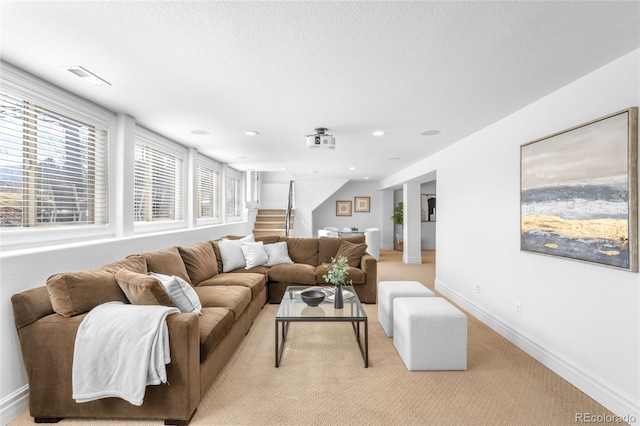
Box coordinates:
[520,107,638,271]
[421,194,436,222]
[354,196,370,212]
[336,200,352,216]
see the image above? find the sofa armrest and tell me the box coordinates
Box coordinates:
[11,286,54,330]
[16,310,200,422]
[358,254,377,303]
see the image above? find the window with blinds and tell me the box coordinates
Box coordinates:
[0,92,108,228]
[225,168,242,220]
[134,130,184,223]
[196,155,220,221]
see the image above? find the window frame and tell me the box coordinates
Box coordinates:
[0,62,116,250]
[133,126,188,234]
[224,166,243,222]
[196,154,222,226]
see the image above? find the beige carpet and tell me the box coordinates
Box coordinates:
[11,250,615,425]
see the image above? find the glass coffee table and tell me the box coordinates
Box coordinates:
[275,285,368,368]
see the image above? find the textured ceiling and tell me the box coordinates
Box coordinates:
[1,1,639,182]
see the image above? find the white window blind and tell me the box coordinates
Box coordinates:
[196,155,220,221]
[134,130,184,223]
[225,167,242,219]
[0,92,108,228]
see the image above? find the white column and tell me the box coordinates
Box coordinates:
[115,113,135,238]
[381,189,395,250]
[403,181,422,264]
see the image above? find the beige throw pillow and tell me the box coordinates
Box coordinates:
[335,240,368,267]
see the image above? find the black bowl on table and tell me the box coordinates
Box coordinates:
[300,289,326,307]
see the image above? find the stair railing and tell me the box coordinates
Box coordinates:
[285,180,294,237]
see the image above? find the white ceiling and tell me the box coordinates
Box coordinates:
[1,1,639,182]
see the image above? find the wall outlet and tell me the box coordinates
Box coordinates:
[516,302,522,316]
[476,285,480,294]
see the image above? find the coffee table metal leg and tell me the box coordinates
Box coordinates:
[364,319,369,368]
[275,320,289,367]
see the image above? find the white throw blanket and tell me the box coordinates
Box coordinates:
[72,301,180,406]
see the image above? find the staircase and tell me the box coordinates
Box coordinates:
[253,209,294,237]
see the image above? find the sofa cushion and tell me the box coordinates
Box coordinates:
[315,265,366,285]
[226,265,270,277]
[115,269,174,306]
[268,263,317,285]
[197,272,266,298]
[335,240,368,267]
[240,241,268,269]
[149,272,202,315]
[46,257,146,317]
[263,241,294,267]
[135,246,192,285]
[198,307,235,361]
[279,237,319,265]
[178,241,218,285]
[318,236,366,264]
[194,286,251,320]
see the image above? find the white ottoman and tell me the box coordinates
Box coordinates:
[393,297,467,371]
[378,281,435,337]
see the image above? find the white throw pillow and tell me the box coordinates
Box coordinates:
[240,241,269,269]
[218,234,254,272]
[263,241,294,267]
[149,272,202,315]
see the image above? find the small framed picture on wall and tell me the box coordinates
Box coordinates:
[354,196,370,212]
[336,200,352,216]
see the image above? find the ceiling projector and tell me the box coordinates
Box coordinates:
[306,127,335,149]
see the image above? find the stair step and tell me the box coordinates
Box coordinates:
[254,209,294,238]
[253,229,291,237]
[258,209,290,215]
[255,216,293,222]
[254,222,290,229]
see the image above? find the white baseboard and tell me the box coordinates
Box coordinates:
[0,385,29,426]
[435,279,639,426]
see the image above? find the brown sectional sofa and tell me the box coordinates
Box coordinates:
[11,235,376,425]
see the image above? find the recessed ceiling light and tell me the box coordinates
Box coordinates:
[245,131,259,136]
[349,166,356,171]
[190,129,210,135]
[364,177,370,180]
[280,167,287,171]
[64,66,111,86]
[421,130,441,136]
[373,130,385,136]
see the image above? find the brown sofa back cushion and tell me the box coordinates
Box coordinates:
[134,246,191,285]
[115,269,174,306]
[279,237,319,265]
[46,257,146,317]
[178,241,218,285]
[318,236,366,264]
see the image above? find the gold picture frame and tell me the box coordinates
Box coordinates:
[354,196,370,212]
[336,200,352,216]
[520,107,638,271]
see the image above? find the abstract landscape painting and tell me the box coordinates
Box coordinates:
[520,108,638,271]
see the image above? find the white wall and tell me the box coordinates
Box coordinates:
[312,181,385,238]
[380,49,640,422]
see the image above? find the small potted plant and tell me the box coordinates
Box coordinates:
[391,202,403,251]
[323,255,351,308]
